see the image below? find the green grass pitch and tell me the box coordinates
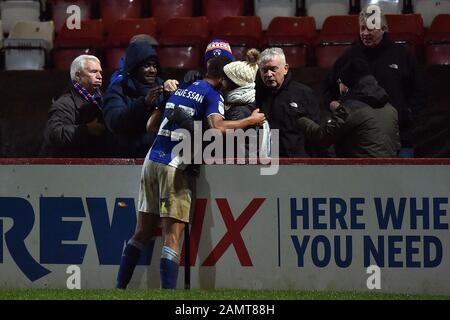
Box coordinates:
[0,289,449,300]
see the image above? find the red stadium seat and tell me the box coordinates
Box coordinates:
[254,0,297,30]
[315,15,359,68]
[426,45,450,65]
[212,16,262,61]
[413,0,450,28]
[385,14,424,56]
[151,0,194,32]
[55,19,103,48]
[48,0,93,33]
[385,14,424,44]
[202,0,245,31]
[105,18,158,69]
[158,17,210,69]
[426,14,450,36]
[425,14,450,65]
[306,0,349,29]
[53,19,104,70]
[105,48,126,70]
[99,0,143,34]
[265,16,317,68]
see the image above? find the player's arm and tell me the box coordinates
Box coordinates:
[208,109,266,134]
[146,107,162,133]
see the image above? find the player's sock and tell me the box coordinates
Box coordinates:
[116,239,144,289]
[160,246,180,289]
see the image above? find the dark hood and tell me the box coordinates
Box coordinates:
[342,75,389,108]
[124,41,161,75]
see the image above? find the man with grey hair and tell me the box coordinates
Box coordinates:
[42,54,112,157]
[256,47,327,157]
[323,4,426,157]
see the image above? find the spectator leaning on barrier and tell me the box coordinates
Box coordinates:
[103,40,165,158]
[256,47,326,158]
[292,58,401,158]
[223,48,271,158]
[41,54,112,157]
[323,5,426,158]
[115,56,265,290]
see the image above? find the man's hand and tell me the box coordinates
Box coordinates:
[163,79,179,93]
[145,85,164,108]
[329,100,341,112]
[86,118,105,136]
[249,108,266,126]
[333,104,349,121]
[288,103,308,119]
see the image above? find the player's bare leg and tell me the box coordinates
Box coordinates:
[133,211,160,244]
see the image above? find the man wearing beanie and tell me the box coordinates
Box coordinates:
[323,4,426,157]
[181,39,235,85]
[158,39,236,108]
[103,40,165,158]
[338,58,371,89]
[204,39,235,63]
[292,58,401,157]
[223,48,271,158]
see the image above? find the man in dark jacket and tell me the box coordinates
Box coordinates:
[256,47,325,158]
[108,34,160,90]
[103,41,165,158]
[42,54,111,157]
[294,59,400,158]
[323,5,426,157]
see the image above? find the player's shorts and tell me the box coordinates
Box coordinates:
[138,158,193,223]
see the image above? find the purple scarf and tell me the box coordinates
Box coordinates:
[72,81,103,108]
